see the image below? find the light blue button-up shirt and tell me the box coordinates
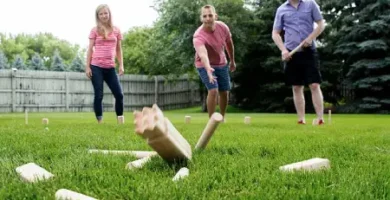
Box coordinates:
[273,0,323,50]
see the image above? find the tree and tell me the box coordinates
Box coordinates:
[0,32,81,69]
[51,49,67,71]
[0,50,9,69]
[12,54,26,70]
[30,53,46,70]
[70,56,84,72]
[122,26,154,74]
[327,0,390,113]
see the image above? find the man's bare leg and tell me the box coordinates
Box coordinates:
[309,83,324,120]
[218,91,229,118]
[207,89,218,118]
[293,86,305,122]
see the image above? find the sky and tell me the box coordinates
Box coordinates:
[0,0,159,49]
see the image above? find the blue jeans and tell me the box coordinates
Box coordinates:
[90,65,124,120]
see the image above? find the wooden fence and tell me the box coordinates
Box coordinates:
[0,70,201,113]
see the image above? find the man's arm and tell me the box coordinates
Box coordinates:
[304,1,325,46]
[194,44,212,70]
[307,20,325,41]
[226,37,235,64]
[272,30,288,53]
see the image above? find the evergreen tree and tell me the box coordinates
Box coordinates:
[0,50,9,69]
[332,1,390,113]
[70,56,84,72]
[51,49,66,71]
[30,53,46,70]
[12,54,26,70]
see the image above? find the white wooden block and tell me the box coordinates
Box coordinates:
[172,167,189,181]
[185,116,191,124]
[279,158,330,172]
[88,149,157,159]
[15,162,54,183]
[55,189,97,200]
[126,156,152,170]
[244,116,251,124]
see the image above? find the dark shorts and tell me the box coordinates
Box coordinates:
[284,48,322,86]
[197,65,231,91]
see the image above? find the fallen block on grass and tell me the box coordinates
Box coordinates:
[133,104,192,163]
[55,189,97,200]
[195,112,223,150]
[126,156,153,170]
[15,162,54,183]
[88,149,157,159]
[172,167,189,182]
[279,158,330,172]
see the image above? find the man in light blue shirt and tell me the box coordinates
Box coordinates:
[272,0,326,125]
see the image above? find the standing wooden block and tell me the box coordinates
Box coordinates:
[279,158,330,172]
[185,116,191,124]
[195,112,223,150]
[55,189,97,200]
[42,118,49,125]
[15,163,54,183]
[25,109,28,125]
[118,116,125,124]
[328,110,332,124]
[133,104,192,163]
[244,116,251,124]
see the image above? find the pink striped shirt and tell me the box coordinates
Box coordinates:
[193,21,231,68]
[89,26,123,68]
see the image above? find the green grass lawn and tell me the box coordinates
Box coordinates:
[0,107,389,199]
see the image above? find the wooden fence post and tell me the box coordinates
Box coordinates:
[154,76,158,104]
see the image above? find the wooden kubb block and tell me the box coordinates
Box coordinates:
[195,112,223,150]
[279,157,330,172]
[133,104,192,163]
[15,162,54,183]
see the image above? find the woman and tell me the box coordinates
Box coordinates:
[85,4,124,124]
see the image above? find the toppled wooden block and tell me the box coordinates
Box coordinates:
[279,158,330,172]
[88,149,157,159]
[126,156,153,170]
[133,104,192,163]
[15,162,54,183]
[55,189,97,200]
[195,112,223,150]
[172,167,189,182]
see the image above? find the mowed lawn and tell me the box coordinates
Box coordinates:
[0,107,389,200]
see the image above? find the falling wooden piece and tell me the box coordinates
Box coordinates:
[195,112,223,150]
[133,104,192,163]
[126,156,153,170]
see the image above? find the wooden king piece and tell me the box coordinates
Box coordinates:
[133,104,192,163]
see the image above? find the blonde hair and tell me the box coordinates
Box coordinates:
[95,4,113,39]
